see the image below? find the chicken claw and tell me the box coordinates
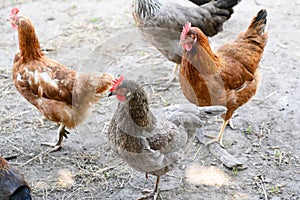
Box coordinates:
[166,64,179,84]
[137,176,160,200]
[228,118,236,130]
[205,136,224,148]
[205,119,228,148]
[41,143,62,153]
[41,124,69,152]
[138,189,159,200]
[155,64,179,85]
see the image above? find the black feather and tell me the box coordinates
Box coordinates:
[216,0,241,9]
[9,186,31,200]
[188,0,211,6]
[255,9,267,24]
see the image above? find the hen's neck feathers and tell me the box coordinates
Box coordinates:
[185,29,219,74]
[17,18,43,62]
[133,0,163,20]
[114,84,156,135]
[126,88,155,127]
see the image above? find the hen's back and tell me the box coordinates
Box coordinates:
[218,9,268,75]
[132,0,240,64]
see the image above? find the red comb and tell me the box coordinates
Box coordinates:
[180,22,191,41]
[9,7,19,17]
[110,75,124,92]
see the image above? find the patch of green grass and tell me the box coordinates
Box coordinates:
[72,3,77,9]
[269,185,279,193]
[274,150,281,158]
[90,17,99,23]
[245,125,252,134]
[138,51,147,56]
[232,167,238,176]
[103,171,111,178]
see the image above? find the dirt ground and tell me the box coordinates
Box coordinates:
[0,0,299,199]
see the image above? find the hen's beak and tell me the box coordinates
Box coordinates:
[6,17,12,22]
[108,91,115,97]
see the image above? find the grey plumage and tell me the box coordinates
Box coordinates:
[132,0,240,64]
[107,79,227,177]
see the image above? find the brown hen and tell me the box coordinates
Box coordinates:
[132,0,240,82]
[7,8,114,152]
[179,9,268,147]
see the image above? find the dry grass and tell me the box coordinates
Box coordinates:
[185,165,231,187]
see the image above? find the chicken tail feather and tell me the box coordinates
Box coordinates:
[246,9,267,36]
[214,0,240,17]
[216,0,241,10]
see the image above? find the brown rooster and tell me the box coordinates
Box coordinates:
[0,156,31,200]
[132,0,240,82]
[179,9,268,147]
[107,76,227,199]
[7,8,114,152]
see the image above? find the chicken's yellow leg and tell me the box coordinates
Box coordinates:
[205,119,228,147]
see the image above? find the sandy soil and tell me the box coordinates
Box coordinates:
[0,0,299,199]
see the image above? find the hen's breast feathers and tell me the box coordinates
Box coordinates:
[110,104,226,175]
[110,118,188,174]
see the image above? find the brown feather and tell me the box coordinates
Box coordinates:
[180,9,268,122]
[11,13,114,142]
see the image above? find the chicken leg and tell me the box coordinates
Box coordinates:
[166,64,179,84]
[228,118,236,130]
[138,176,160,200]
[41,123,70,152]
[205,119,229,147]
[156,63,179,84]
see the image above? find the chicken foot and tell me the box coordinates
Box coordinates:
[41,123,70,152]
[157,63,179,84]
[137,176,160,200]
[205,119,228,147]
[228,118,236,130]
[166,64,179,84]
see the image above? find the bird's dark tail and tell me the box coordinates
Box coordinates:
[246,9,267,36]
[188,0,211,6]
[214,0,241,18]
[196,0,240,36]
[9,186,31,200]
[216,0,241,9]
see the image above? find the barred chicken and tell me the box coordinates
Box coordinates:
[107,76,227,199]
[132,0,240,82]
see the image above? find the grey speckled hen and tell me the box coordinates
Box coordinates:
[132,0,240,82]
[107,76,227,199]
